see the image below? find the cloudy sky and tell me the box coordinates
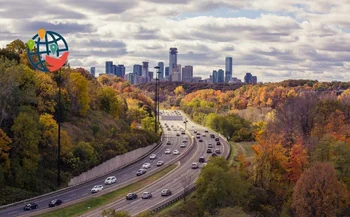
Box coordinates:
[0,0,349,82]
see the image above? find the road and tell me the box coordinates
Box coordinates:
[0,111,192,217]
[81,110,230,217]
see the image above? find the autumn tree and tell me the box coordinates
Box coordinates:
[292,162,348,217]
[67,72,91,116]
[0,129,11,184]
[174,85,185,95]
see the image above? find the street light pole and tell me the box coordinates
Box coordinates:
[57,68,62,187]
[154,66,160,134]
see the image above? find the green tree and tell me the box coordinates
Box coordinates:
[72,141,97,173]
[102,209,131,217]
[141,116,155,132]
[6,39,26,54]
[99,87,125,119]
[68,72,90,116]
[0,129,11,184]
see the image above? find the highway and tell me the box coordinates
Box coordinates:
[81,110,230,217]
[0,111,193,217]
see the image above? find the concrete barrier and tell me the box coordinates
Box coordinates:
[69,143,158,186]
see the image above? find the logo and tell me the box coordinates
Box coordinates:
[27,28,69,72]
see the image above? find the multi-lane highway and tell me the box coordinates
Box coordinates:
[0,110,230,217]
[81,110,230,217]
[0,111,194,217]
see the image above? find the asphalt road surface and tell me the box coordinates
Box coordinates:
[81,110,230,217]
[0,111,192,217]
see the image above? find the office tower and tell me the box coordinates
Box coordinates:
[158,62,164,80]
[142,62,149,82]
[182,65,193,82]
[165,66,169,77]
[126,73,136,84]
[230,77,243,84]
[212,70,218,83]
[244,73,253,84]
[149,71,154,80]
[225,57,232,83]
[169,48,178,79]
[112,64,117,76]
[106,61,113,74]
[171,72,181,81]
[133,64,142,76]
[252,76,257,84]
[117,64,125,78]
[192,76,202,83]
[90,67,95,77]
[218,69,224,83]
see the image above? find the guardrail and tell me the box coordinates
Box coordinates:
[0,132,165,210]
[149,111,232,215]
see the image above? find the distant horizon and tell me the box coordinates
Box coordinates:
[0,0,349,82]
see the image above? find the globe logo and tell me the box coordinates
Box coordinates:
[27,29,69,72]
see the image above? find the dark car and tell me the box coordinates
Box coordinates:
[205,130,209,133]
[199,156,205,163]
[181,131,185,135]
[23,202,38,211]
[210,134,215,138]
[199,139,203,142]
[215,149,221,154]
[215,138,219,141]
[207,148,212,153]
[194,130,197,133]
[208,144,213,148]
[166,141,171,145]
[48,199,62,207]
[126,193,138,200]
[196,136,200,139]
[136,169,147,176]
[216,141,221,145]
[212,153,217,157]
[161,189,172,196]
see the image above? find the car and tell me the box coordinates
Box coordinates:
[104,176,117,184]
[183,140,188,143]
[142,192,152,199]
[171,125,174,127]
[126,193,138,200]
[166,141,171,145]
[216,141,221,145]
[142,163,151,169]
[199,139,203,142]
[167,128,171,131]
[205,130,209,133]
[202,133,206,137]
[157,161,164,166]
[161,189,172,196]
[196,136,200,139]
[137,168,147,176]
[203,163,208,167]
[207,148,212,153]
[150,154,156,159]
[196,132,201,135]
[91,185,103,193]
[215,149,221,154]
[210,134,215,138]
[191,162,199,169]
[173,150,180,155]
[174,129,177,131]
[48,199,62,207]
[180,143,186,148]
[199,156,205,163]
[23,202,38,211]
[215,138,219,141]
[212,153,217,157]
[181,131,185,135]
[176,133,180,136]
[194,130,197,133]
[165,149,171,154]
[208,144,213,148]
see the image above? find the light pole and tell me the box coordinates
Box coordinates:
[154,66,160,134]
[183,118,188,131]
[57,68,62,187]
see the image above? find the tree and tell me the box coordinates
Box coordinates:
[174,86,185,96]
[0,129,11,184]
[292,162,349,217]
[214,207,250,217]
[67,72,91,116]
[6,39,26,54]
[101,209,131,217]
[141,116,155,132]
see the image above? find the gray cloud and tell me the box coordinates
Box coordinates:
[16,21,95,35]
[61,0,137,14]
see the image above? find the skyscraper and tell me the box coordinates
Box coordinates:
[90,67,95,77]
[244,73,253,84]
[225,57,232,83]
[252,76,257,84]
[106,61,113,74]
[165,67,169,77]
[218,69,224,83]
[182,65,193,82]
[169,48,178,79]
[142,62,149,82]
[133,64,142,76]
[158,62,164,80]
[212,70,218,83]
[117,64,125,78]
[148,71,154,80]
[112,64,117,76]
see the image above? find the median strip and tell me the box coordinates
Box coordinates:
[35,164,177,217]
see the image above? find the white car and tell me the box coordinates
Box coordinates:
[142,163,151,169]
[91,185,103,193]
[104,176,116,184]
[165,149,171,154]
[173,150,180,155]
[180,143,186,148]
[150,154,156,159]
[191,162,198,169]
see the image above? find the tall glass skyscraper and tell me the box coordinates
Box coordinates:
[90,67,95,77]
[218,69,225,83]
[169,48,178,79]
[165,67,169,77]
[106,61,113,74]
[225,57,232,83]
[158,62,164,80]
[212,70,218,83]
[142,62,149,82]
[117,64,125,78]
[133,64,142,76]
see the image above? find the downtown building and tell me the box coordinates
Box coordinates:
[182,65,193,82]
[158,62,164,80]
[90,67,96,77]
[244,73,258,84]
[225,57,232,83]
[169,48,178,81]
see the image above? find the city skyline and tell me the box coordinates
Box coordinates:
[0,0,349,82]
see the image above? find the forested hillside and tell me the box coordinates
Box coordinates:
[0,40,158,205]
